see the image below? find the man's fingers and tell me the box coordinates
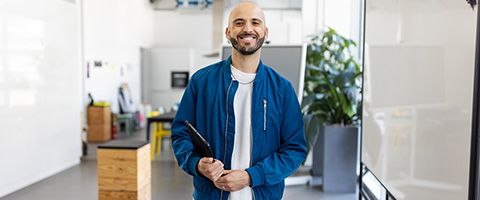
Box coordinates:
[215,175,229,183]
[204,159,222,170]
[215,170,235,183]
[203,160,224,181]
[214,181,230,191]
[201,157,214,163]
[198,158,228,182]
[218,170,232,180]
[205,159,222,169]
[207,167,222,179]
[198,158,213,172]
[212,169,224,181]
[211,162,224,171]
[206,162,223,176]
[213,181,222,189]
[209,166,222,180]
[213,161,224,168]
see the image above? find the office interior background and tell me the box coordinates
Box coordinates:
[0,0,479,199]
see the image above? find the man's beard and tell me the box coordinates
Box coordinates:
[229,35,265,55]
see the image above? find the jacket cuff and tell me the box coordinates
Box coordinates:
[188,155,202,177]
[246,165,265,187]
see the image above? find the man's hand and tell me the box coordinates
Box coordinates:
[197,157,224,182]
[214,170,251,192]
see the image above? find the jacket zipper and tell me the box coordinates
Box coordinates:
[250,85,258,200]
[250,114,255,200]
[220,80,234,200]
[250,141,256,200]
[263,98,267,131]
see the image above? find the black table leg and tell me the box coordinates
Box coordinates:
[146,119,151,142]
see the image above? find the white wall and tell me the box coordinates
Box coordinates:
[323,0,354,39]
[142,48,194,110]
[83,0,154,113]
[153,10,213,49]
[302,0,323,39]
[0,0,82,197]
[263,10,303,44]
[149,9,217,109]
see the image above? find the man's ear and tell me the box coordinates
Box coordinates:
[265,27,269,41]
[225,27,230,40]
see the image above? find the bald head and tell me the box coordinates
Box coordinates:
[228,1,266,28]
[225,1,268,56]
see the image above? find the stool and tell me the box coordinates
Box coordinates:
[150,122,171,160]
[117,113,133,137]
[97,140,151,200]
[148,111,172,160]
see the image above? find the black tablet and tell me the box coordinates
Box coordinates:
[184,120,214,158]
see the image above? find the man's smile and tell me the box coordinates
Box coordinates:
[238,34,257,43]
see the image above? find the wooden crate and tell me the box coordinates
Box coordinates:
[87,106,112,142]
[97,141,151,200]
[88,124,111,142]
[88,106,111,125]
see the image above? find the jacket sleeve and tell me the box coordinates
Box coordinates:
[171,76,202,177]
[246,82,308,187]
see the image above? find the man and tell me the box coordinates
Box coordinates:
[171,2,307,199]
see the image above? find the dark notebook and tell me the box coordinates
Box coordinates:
[184,120,213,158]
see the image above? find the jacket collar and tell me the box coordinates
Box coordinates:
[223,55,266,84]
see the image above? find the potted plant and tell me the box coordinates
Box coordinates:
[302,27,362,192]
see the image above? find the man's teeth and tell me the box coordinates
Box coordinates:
[240,35,256,39]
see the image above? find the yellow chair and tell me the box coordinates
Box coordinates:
[149,111,172,160]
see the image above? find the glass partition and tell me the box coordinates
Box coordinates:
[361,0,478,199]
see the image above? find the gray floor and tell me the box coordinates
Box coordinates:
[1,129,358,200]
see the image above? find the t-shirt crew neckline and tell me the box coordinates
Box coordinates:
[231,65,256,83]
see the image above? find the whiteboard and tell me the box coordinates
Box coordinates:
[361,0,477,199]
[0,0,81,197]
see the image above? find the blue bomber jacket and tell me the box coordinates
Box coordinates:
[171,56,307,200]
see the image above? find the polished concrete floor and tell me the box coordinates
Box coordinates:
[0,130,358,200]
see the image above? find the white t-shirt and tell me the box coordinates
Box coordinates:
[229,65,255,200]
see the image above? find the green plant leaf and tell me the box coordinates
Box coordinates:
[302,27,362,150]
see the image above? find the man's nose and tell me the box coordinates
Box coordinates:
[242,23,254,33]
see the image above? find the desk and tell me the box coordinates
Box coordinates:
[146,111,176,142]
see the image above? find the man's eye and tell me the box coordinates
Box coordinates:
[235,22,243,26]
